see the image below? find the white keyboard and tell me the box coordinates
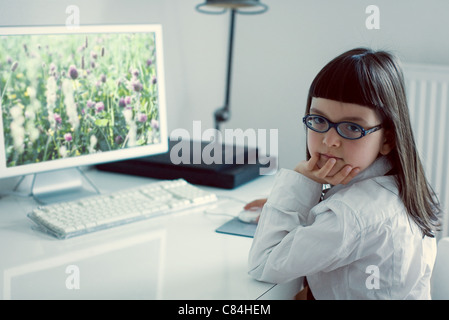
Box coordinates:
[28,179,217,239]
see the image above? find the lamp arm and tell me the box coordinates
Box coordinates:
[214,8,236,131]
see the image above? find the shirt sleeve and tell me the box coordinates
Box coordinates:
[247,169,358,284]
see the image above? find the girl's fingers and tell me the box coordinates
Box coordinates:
[316,158,337,179]
[295,155,360,186]
[327,165,360,185]
[244,198,267,210]
[307,153,320,171]
[340,167,360,185]
[325,164,352,185]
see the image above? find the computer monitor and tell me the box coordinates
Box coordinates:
[0,24,168,203]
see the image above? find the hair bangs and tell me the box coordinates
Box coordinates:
[308,50,385,112]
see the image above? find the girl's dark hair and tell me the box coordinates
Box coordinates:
[305,47,441,237]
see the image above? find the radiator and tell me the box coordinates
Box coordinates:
[403,63,449,237]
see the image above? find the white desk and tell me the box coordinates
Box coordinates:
[0,168,302,300]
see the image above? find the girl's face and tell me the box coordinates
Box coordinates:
[307,98,393,177]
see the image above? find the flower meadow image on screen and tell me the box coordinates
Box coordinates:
[0,32,161,167]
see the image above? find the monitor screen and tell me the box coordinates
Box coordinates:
[0,24,168,179]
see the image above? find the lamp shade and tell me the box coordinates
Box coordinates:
[196,0,268,14]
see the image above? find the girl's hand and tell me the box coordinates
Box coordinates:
[244,198,267,211]
[294,152,360,186]
[242,199,266,224]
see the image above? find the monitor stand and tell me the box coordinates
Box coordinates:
[31,167,100,204]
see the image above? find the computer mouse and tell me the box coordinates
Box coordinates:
[237,207,262,224]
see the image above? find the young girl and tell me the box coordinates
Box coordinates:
[247,48,442,299]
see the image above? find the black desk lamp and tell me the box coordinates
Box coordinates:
[195,0,268,131]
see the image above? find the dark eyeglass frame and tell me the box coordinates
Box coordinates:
[302,114,382,140]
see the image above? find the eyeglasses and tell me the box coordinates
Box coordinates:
[302,114,382,140]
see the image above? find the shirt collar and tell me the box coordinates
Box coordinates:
[325,156,393,198]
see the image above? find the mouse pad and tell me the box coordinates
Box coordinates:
[215,217,257,238]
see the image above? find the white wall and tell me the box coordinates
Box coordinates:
[2,0,449,170]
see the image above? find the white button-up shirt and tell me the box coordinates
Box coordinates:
[248,157,436,299]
